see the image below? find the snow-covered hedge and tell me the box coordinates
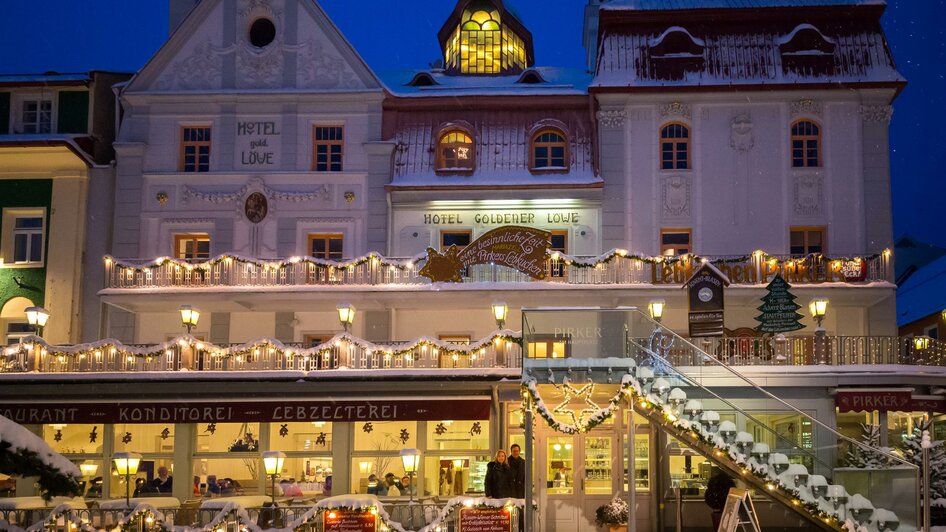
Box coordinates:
[0,414,81,499]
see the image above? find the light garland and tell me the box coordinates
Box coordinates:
[23,503,97,532]
[104,251,428,275]
[552,248,885,270]
[112,504,172,532]
[8,331,523,366]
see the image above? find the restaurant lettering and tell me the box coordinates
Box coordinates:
[423,212,580,225]
[237,120,280,167]
[653,259,867,285]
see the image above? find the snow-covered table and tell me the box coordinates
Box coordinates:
[0,496,86,510]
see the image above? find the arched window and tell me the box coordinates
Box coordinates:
[791,120,821,168]
[531,129,568,171]
[437,130,475,171]
[660,123,690,170]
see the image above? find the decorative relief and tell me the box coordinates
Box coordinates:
[661,176,691,218]
[155,39,224,90]
[790,99,822,117]
[658,102,692,119]
[793,175,823,216]
[596,110,627,129]
[236,45,284,89]
[729,114,754,152]
[239,0,283,22]
[859,105,894,124]
[182,178,330,204]
[297,37,361,89]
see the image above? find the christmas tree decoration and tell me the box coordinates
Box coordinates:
[160,428,170,440]
[755,274,805,333]
[316,432,327,447]
[902,421,946,504]
[362,422,373,434]
[205,423,217,435]
[53,429,63,442]
[279,424,289,437]
[121,432,133,444]
[399,429,410,444]
[435,423,447,436]
[88,427,98,444]
[470,422,482,436]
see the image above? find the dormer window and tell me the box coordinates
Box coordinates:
[440,0,533,76]
[649,27,705,80]
[516,69,545,84]
[530,129,568,172]
[778,24,836,76]
[437,130,475,172]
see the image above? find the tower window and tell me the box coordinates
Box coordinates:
[444,1,528,75]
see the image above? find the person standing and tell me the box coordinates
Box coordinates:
[507,444,525,498]
[485,449,514,498]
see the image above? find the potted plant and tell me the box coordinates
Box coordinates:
[595,496,629,531]
[704,473,735,530]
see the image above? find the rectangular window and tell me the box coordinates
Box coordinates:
[174,233,210,261]
[309,233,344,260]
[441,230,472,250]
[527,336,569,359]
[313,126,344,172]
[23,100,52,133]
[12,215,44,264]
[180,126,211,172]
[438,335,472,344]
[924,325,939,341]
[789,227,826,256]
[550,230,567,277]
[304,335,329,348]
[5,322,34,345]
[661,228,691,256]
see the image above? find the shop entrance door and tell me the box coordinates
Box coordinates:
[538,430,618,531]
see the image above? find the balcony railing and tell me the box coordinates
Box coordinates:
[102,251,891,290]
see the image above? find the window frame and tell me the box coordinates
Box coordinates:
[660,122,691,171]
[530,129,569,173]
[179,125,212,173]
[549,230,568,278]
[440,230,473,251]
[790,119,822,168]
[173,233,211,262]
[308,233,344,260]
[21,99,53,134]
[2,208,47,267]
[789,226,826,257]
[436,129,476,174]
[11,213,46,265]
[438,334,472,344]
[660,228,692,257]
[312,125,344,172]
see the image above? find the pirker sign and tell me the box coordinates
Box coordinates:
[419,225,551,283]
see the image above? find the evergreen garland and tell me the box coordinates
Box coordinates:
[0,440,82,500]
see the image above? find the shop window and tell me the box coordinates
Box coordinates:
[112,424,174,454]
[789,227,825,256]
[423,454,489,497]
[313,126,344,172]
[269,422,333,495]
[530,129,568,171]
[180,126,211,173]
[196,422,260,453]
[437,130,475,172]
[309,233,344,260]
[887,412,929,449]
[174,233,211,261]
[351,456,418,496]
[354,421,417,451]
[623,412,651,493]
[546,436,574,495]
[550,230,567,277]
[5,210,45,265]
[193,458,260,496]
[667,437,712,499]
[427,420,489,451]
[660,123,690,170]
[22,99,52,133]
[661,228,691,256]
[527,335,568,359]
[441,230,472,250]
[43,424,104,455]
[791,120,822,168]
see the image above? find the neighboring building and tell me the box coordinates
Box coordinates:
[894,234,946,286]
[897,254,946,340]
[0,71,129,345]
[0,1,940,532]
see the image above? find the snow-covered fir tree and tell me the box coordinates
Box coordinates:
[901,421,946,505]
[844,423,895,468]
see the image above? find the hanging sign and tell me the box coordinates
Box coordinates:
[459,508,512,532]
[685,263,729,337]
[419,226,551,283]
[323,510,376,532]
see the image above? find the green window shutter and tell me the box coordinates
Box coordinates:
[57,91,89,134]
[0,92,9,134]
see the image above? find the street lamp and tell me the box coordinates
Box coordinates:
[400,448,420,503]
[25,307,50,337]
[808,298,829,364]
[179,305,200,334]
[648,299,666,323]
[112,452,141,508]
[491,302,508,330]
[337,303,355,333]
[262,451,286,505]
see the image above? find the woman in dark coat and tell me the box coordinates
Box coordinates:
[485,449,514,498]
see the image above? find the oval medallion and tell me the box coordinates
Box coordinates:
[244,192,268,223]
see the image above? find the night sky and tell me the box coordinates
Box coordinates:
[2,0,942,247]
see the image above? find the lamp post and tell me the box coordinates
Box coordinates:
[809,298,829,364]
[491,302,508,330]
[648,299,666,323]
[25,307,50,337]
[337,303,355,333]
[179,305,200,334]
[112,452,141,508]
[400,449,420,529]
[263,451,286,506]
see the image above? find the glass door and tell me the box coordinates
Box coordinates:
[546,436,575,495]
[582,435,613,495]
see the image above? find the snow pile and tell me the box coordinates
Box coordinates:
[0,414,80,478]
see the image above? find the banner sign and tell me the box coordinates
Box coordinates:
[0,399,491,425]
[323,510,376,532]
[686,263,729,338]
[420,226,551,283]
[654,258,867,285]
[459,508,512,532]
[836,391,946,413]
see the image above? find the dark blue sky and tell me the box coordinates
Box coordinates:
[1,0,941,247]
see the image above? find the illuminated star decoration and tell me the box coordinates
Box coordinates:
[470,422,482,436]
[399,428,410,444]
[362,422,373,434]
[54,429,63,442]
[122,432,133,444]
[205,423,217,434]
[551,382,599,432]
[279,424,289,437]
[316,432,327,447]
[160,428,170,440]
[89,427,98,444]
[435,423,447,436]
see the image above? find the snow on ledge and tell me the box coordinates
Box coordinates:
[0,414,81,479]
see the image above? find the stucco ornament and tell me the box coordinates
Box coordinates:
[859,105,894,124]
[729,114,754,152]
[658,102,692,119]
[596,110,626,129]
[297,37,361,89]
[790,99,822,117]
[793,175,823,216]
[155,39,223,90]
[183,178,330,204]
[662,176,691,218]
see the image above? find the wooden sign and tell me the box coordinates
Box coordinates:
[685,263,729,338]
[459,508,512,532]
[420,226,551,283]
[323,510,376,532]
[718,488,761,532]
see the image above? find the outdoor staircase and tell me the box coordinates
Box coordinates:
[522,308,920,532]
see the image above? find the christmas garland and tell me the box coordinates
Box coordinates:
[112,504,172,532]
[552,248,885,270]
[23,504,96,532]
[286,496,405,532]
[8,330,522,366]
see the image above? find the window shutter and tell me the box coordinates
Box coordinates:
[0,92,9,134]
[57,91,89,134]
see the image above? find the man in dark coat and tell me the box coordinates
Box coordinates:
[507,444,526,498]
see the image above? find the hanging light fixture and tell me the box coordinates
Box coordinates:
[491,302,508,329]
[25,307,50,337]
[337,303,355,332]
[648,299,666,322]
[179,305,200,334]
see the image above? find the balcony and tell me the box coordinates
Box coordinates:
[102,251,891,291]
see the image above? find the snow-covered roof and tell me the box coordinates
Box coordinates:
[897,254,946,327]
[0,73,90,85]
[381,67,592,97]
[601,0,884,10]
[593,26,902,88]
